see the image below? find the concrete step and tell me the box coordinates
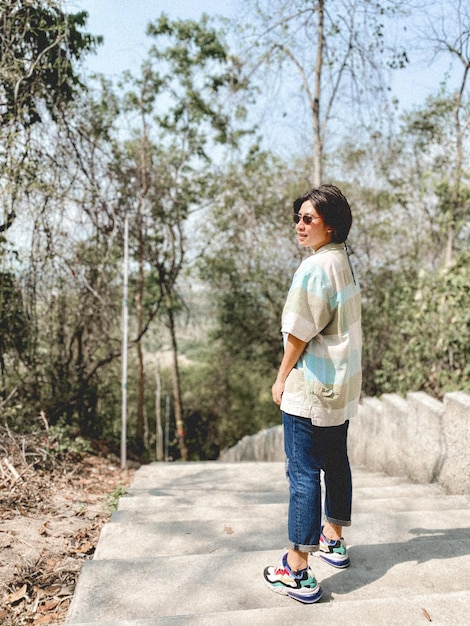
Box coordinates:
[114,493,470,519]
[66,462,470,625]
[121,462,439,495]
[117,482,449,512]
[129,461,289,491]
[67,547,470,623]
[66,591,470,626]
[94,507,470,560]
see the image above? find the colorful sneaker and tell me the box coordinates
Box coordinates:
[319,528,350,568]
[264,552,323,604]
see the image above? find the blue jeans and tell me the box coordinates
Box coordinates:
[282,412,352,553]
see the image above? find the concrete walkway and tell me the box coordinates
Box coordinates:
[66,462,470,625]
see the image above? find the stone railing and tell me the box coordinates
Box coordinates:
[219,391,470,495]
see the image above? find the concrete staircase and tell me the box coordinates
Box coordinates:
[66,461,470,625]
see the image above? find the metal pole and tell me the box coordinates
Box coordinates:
[155,356,163,461]
[165,394,170,462]
[121,215,129,470]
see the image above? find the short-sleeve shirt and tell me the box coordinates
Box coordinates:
[280,243,362,426]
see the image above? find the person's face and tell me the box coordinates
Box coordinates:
[295,200,332,251]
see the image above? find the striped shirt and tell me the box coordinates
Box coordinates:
[280,243,362,426]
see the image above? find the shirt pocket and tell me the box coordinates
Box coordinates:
[305,380,340,411]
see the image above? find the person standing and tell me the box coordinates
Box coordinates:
[264,184,362,604]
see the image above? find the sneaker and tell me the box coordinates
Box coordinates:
[264,552,323,604]
[319,528,350,568]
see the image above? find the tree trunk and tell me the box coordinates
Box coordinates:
[135,98,151,452]
[312,0,325,187]
[167,303,188,461]
[445,63,468,266]
[135,229,146,453]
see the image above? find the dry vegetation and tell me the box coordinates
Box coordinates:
[0,423,135,624]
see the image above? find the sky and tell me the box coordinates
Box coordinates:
[67,0,463,152]
[68,0,240,79]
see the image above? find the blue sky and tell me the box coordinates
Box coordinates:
[68,0,462,154]
[70,1,461,101]
[69,0,239,79]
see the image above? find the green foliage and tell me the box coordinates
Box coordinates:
[0,0,102,127]
[0,233,123,439]
[362,249,470,398]
[186,151,315,452]
[183,408,220,461]
[0,270,29,378]
[1,1,469,466]
[402,93,454,147]
[105,485,128,514]
[46,421,92,457]
[181,349,280,453]
[198,148,304,367]
[124,13,249,152]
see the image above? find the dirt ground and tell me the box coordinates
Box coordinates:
[0,425,136,625]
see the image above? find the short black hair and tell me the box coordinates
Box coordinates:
[293,184,352,243]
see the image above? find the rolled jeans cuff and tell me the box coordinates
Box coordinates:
[326,515,351,527]
[287,540,320,553]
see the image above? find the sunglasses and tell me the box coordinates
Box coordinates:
[293,213,321,225]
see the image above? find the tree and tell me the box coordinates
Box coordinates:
[0,3,103,419]
[0,0,101,231]
[113,14,250,459]
[199,148,298,363]
[331,89,470,398]
[238,0,407,184]
[0,70,126,437]
[361,248,470,398]
[197,147,311,447]
[410,0,470,265]
[0,0,101,128]
[0,269,29,387]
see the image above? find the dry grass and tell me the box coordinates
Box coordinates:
[0,424,135,624]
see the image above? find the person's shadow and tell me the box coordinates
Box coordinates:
[318,527,470,599]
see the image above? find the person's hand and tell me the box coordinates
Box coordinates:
[272,380,285,405]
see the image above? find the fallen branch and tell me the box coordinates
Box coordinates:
[2,457,21,482]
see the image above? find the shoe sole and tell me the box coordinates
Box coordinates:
[319,553,350,568]
[288,587,323,604]
[265,580,323,604]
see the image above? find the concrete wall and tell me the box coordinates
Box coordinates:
[220,423,285,464]
[219,391,470,495]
